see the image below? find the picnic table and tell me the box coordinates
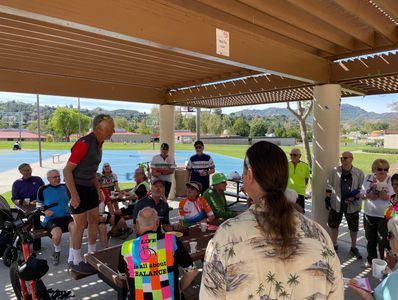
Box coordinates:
[226,178,248,206]
[85,221,222,300]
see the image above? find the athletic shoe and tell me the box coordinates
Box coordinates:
[362,261,371,268]
[52,252,60,266]
[350,247,362,259]
[71,261,96,275]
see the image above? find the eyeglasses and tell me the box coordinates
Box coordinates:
[195,146,203,150]
[290,154,298,157]
[161,147,168,151]
[377,168,389,172]
[387,231,394,241]
[340,157,352,160]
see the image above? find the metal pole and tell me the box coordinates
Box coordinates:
[18,110,22,146]
[77,97,81,138]
[36,95,43,167]
[196,107,200,141]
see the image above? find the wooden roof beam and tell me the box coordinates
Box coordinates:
[334,0,398,43]
[371,0,398,25]
[0,68,166,104]
[287,0,375,47]
[0,0,330,84]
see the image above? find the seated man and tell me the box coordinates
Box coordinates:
[132,179,173,233]
[203,173,238,219]
[120,207,198,300]
[37,169,75,266]
[12,163,44,206]
[179,181,215,227]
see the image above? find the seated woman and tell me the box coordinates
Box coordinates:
[203,173,237,219]
[101,162,120,193]
[178,181,215,227]
[349,215,398,300]
[120,168,150,216]
[96,174,130,243]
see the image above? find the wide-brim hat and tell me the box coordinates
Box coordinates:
[186,181,202,193]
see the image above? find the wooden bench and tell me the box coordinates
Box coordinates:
[52,153,61,163]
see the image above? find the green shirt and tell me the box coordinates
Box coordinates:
[202,188,237,219]
[288,161,310,196]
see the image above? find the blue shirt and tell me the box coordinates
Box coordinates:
[374,268,398,300]
[11,176,44,201]
[37,184,70,225]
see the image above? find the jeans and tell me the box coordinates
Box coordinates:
[363,214,389,263]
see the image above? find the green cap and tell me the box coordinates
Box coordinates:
[212,173,227,185]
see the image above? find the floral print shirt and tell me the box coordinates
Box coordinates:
[200,204,344,300]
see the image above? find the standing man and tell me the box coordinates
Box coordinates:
[11,163,44,250]
[325,151,364,258]
[187,140,215,194]
[64,114,115,275]
[37,169,75,266]
[150,143,176,199]
[287,148,310,213]
[120,207,198,300]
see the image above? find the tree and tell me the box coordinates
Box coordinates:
[0,119,5,129]
[207,113,223,134]
[48,107,90,141]
[249,117,268,136]
[137,119,151,134]
[287,101,313,168]
[27,119,49,134]
[175,112,184,130]
[114,116,129,130]
[183,117,196,132]
[232,117,250,136]
[389,101,398,129]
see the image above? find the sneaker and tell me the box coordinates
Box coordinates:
[362,261,371,268]
[71,261,97,275]
[350,247,363,259]
[52,252,60,266]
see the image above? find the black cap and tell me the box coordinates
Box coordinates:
[160,143,169,150]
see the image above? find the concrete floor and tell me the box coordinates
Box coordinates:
[0,198,380,300]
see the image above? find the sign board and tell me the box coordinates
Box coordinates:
[216,28,230,57]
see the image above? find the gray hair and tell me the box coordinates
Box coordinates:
[290,148,301,155]
[137,207,159,227]
[47,169,60,178]
[388,216,398,245]
[92,114,112,129]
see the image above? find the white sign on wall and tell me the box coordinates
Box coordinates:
[216,28,230,57]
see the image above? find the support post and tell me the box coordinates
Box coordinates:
[36,95,43,167]
[312,84,341,229]
[196,108,200,141]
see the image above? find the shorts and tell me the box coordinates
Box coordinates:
[328,208,359,232]
[46,216,73,233]
[70,184,99,215]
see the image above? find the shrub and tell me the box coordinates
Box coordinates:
[362,148,398,154]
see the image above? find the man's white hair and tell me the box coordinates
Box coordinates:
[47,169,60,178]
[291,148,301,155]
[137,207,159,227]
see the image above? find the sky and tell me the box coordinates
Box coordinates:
[0,91,396,115]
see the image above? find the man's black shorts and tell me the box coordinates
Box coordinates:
[46,216,73,233]
[70,185,99,215]
[327,208,359,232]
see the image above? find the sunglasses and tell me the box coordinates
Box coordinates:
[340,157,352,160]
[195,146,203,150]
[290,154,298,157]
[388,231,394,241]
[377,168,389,172]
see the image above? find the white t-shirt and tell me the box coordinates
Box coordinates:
[150,154,176,182]
[362,174,394,218]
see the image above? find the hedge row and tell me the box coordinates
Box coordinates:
[362,148,398,154]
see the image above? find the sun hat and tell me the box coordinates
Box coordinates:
[186,181,202,193]
[212,173,227,185]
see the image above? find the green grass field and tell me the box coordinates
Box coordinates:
[2,141,397,205]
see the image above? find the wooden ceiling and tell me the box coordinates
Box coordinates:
[0,0,397,107]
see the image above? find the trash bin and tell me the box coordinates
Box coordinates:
[174,167,188,197]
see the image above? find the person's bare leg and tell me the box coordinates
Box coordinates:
[329,227,339,247]
[51,227,62,247]
[350,230,357,248]
[98,224,107,249]
[86,207,99,252]
[71,212,87,250]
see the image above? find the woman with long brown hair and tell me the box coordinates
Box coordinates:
[200,141,343,299]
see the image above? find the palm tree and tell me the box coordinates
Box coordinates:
[248,294,254,300]
[279,290,289,299]
[266,271,276,296]
[287,273,300,300]
[256,283,264,296]
[274,281,284,298]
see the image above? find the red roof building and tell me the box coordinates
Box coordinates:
[0,129,45,141]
